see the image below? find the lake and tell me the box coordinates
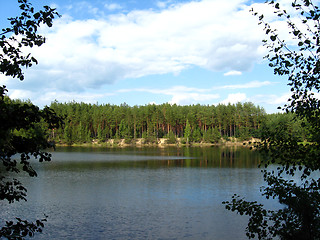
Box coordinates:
[1,146,276,239]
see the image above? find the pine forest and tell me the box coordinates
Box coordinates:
[41,101,308,145]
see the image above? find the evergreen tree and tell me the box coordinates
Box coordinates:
[166,130,176,144]
[97,124,103,142]
[63,124,73,145]
[184,119,192,144]
[191,127,202,143]
[203,127,221,143]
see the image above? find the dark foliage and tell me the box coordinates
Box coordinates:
[0,1,61,239]
[224,1,320,239]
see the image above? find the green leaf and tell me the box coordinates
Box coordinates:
[34,12,40,19]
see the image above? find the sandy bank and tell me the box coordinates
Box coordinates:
[56,137,260,148]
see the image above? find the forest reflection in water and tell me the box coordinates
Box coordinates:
[44,145,261,170]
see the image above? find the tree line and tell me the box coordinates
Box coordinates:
[45,100,307,145]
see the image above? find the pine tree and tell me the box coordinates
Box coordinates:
[184,119,192,144]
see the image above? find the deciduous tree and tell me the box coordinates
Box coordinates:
[224,1,320,239]
[0,0,60,238]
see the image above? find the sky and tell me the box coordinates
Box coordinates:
[0,0,302,113]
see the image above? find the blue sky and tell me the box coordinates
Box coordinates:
[0,0,298,113]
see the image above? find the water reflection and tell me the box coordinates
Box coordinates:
[2,146,265,240]
[44,146,261,171]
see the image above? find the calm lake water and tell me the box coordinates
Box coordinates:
[1,146,276,240]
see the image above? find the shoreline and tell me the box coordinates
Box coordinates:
[55,137,260,148]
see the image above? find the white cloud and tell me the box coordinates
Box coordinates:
[104,3,123,11]
[272,93,291,105]
[224,70,242,76]
[216,80,273,90]
[118,85,219,105]
[157,1,168,8]
[8,88,115,107]
[118,79,273,106]
[312,92,320,99]
[5,0,301,110]
[70,1,100,16]
[169,92,220,105]
[250,93,291,106]
[221,93,247,104]
[118,85,211,95]
[9,89,34,100]
[17,0,269,93]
